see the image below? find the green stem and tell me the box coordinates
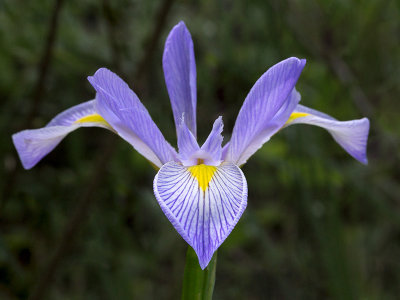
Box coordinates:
[181,247,217,300]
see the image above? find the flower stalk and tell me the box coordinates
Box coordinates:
[181,247,217,300]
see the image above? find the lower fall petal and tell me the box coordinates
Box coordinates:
[153,162,248,269]
[284,104,370,164]
[12,100,113,169]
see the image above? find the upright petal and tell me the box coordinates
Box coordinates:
[177,115,200,161]
[284,104,370,164]
[163,21,197,136]
[154,162,247,269]
[226,57,306,165]
[12,100,112,169]
[221,142,230,161]
[201,116,224,164]
[88,68,177,168]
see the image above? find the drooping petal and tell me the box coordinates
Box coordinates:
[163,21,197,137]
[226,57,306,166]
[154,162,248,269]
[201,116,224,163]
[12,100,112,169]
[284,104,370,164]
[88,68,177,168]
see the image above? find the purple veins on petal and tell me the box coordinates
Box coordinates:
[154,161,247,269]
[163,21,197,137]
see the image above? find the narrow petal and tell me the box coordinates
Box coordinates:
[226,57,305,166]
[284,104,370,164]
[177,115,200,161]
[88,68,177,168]
[12,100,112,169]
[154,162,247,269]
[201,116,224,163]
[163,21,197,136]
[221,142,230,161]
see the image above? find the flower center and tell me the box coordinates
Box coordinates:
[180,150,221,167]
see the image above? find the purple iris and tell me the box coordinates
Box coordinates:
[12,21,370,269]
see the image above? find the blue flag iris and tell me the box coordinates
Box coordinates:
[12,21,370,269]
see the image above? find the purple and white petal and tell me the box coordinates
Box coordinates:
[88,68,177,168]
[154,162,247,269]
[284,104,370,164]
[200,116,224,165]
[163,21,197,136]
[226,57,306,166]
[12,100,112,170]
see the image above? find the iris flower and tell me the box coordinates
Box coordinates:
[12,22,369,269]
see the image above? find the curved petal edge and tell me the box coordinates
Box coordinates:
[88,68,177,167]
[163,21,197,136]
[285,104,370,164]
[12,100,112,169]
[154,162,248,269]
[226,57,306,165]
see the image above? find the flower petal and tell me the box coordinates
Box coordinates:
[154,162,247,269]
[284,104,370,164]
[163,21,197,136]
[228,89,300,165]
[12,100,112,169]
[88,68,177,168]
[226,58,306,165]
[177,115,200,161]
[201,116,224,164]
[221,142,230,161]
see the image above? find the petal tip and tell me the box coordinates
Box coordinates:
[168,20,190,39]
[299,58,307,68]
[88,67,114,85]
[154,162,248,270]
[357,117,370,165]
[177,20,186,27]
[198,255,214,270]
[12,132,37,170]
[87,75,95,86]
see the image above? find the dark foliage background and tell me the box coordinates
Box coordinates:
[1,0,399,299]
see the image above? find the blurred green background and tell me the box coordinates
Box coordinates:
[1,0,399,299]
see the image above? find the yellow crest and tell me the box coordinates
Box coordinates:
[74,114,110,126]
[285,112,309,125]
[188,164,217,191]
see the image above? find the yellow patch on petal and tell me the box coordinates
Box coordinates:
[188,164,217,191]
[74,114,110,126]
[285,112,310,125]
